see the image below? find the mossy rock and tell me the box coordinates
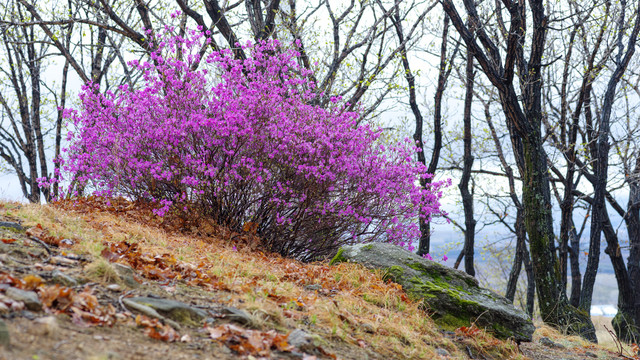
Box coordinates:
[331,243,535,342]
[125,297,207,326]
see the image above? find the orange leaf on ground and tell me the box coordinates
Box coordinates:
[26,224,61,246]
[207,324,293,356]
[135,314,179,342]
[22,274,44,290]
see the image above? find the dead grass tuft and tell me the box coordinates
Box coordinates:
[84,259,121,285]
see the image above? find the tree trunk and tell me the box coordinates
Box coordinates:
[568,225,583,308]
[521,129,595,342]
[506,208,526,302]
[601,209,639,342]
[418,15,450,256]
[459,53,476,276]
[623,156,640,340]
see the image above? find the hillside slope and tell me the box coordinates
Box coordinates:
[0,199,632,360]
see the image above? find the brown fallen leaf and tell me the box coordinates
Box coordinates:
[207,324,293,356]
[135,314,179,342]
[26,224,61,247]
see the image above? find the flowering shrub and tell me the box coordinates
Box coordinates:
[52,29,445,260]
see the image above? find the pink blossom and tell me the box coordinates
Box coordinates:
[49,30,446,260]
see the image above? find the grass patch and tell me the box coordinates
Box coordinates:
[0,200,546,359]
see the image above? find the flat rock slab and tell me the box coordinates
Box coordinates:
[0,222,23,232]
[331,243,535,342]
[124,297,206,326]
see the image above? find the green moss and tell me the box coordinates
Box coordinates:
[362,244,374,251]
[329,248,346,265]
[0,226,24,234]
[408,275,479,310]
[434,313,471,331]
[383,265,404,282]
[491,322,515,338]
[407,262,427,273]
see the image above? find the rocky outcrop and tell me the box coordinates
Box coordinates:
[331,243,535,342]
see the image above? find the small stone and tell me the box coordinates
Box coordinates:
[287,329,315,352]
[0,319,9,347]
[21,310,36,320]
[0,221,23,231]
[304,284,322,291]
[584,351,597,358]
[5,287,41,311]
[539,337,564,349]
[60,239,74,246]
[360,322,375,333]
[220,306,253,326]
[112,263,140,288]
[106,284,122,291]
[34,316,59,336]
[50,256,77,266]
[52,270,78,287]
[436,348,450,357]
[0,302,9,314]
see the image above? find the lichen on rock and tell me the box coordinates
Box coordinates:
[330,242,535,342]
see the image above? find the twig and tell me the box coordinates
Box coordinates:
[27,236,52,262]
[604,325,635,359]
[118,290,135,313]
[466,345,475,359]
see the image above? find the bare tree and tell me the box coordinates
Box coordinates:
[440,0,596,340]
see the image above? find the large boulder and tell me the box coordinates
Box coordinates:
[331,243,535,342]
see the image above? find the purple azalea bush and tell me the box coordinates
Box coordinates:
[48,29,446,260]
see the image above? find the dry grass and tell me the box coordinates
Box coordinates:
[591,316,637,354]
[1,200,529,359]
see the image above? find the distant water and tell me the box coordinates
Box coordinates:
[590,305,617,317]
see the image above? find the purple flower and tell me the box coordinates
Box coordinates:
[52,31,447,259]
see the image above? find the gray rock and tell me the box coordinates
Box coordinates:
[331,243,535,342]
[123,297,206,326]
[539,337,564,349]
[51,270,78,287]
[304,284,322,291]
[219,306,253,326]
[287,329,315,352]
[0,319,9,347]
[0,221,23,231]
[6,287,42,311]
[122,298,175,326]
[106,284,122,291]
[435,348,450,357]
[21,310,36,320]
[112,263,141,288]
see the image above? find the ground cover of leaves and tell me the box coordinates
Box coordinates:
[0,198,633,360]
